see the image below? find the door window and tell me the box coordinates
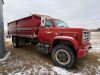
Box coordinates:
[45,20,53,27]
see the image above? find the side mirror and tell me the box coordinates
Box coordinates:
[41,16,46,27]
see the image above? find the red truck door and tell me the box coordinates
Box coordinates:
[38,20,55,44]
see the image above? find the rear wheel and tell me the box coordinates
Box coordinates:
[51,44,76,68]
[12,36,26,48]
[12,36,19,48]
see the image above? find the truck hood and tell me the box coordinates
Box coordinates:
[54,28,90,45]
[55,28,89,33]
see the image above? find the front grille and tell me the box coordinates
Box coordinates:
[83,31,90,42]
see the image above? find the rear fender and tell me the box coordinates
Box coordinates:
[49,36,79,53]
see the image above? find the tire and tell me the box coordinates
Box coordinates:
[12,36,19,48]
[51,44,76,69]
[12,36,26,48]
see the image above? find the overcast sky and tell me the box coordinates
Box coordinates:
[3,0,100,31]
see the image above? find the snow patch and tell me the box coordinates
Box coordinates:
[52,66,71,75]
[90,32,100,53]
[96,66,100,75]
[52,66,84,75]
[39,68,48,75]
[97,59,100,62]
[90,39,100,53]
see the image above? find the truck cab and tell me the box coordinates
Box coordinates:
[37,16,91,68]
[8,14,91,68]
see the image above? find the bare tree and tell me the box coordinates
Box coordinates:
[0,0,6,58]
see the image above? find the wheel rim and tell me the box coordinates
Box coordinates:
[55,49,71,65]
[13,41,16,46]
[13,38,16,47]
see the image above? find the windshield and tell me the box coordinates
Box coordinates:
[54,20,69,28]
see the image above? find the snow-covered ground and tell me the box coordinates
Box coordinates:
[1,32,100,75]
[90,32,100,53]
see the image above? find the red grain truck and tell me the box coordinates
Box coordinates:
[8,14,91,68]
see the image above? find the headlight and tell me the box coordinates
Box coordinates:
[83,31,90,42]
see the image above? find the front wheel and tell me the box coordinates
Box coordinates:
[51,44,76,69]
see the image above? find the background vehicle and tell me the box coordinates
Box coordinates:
[8,14,91,68]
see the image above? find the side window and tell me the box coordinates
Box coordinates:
[45,20,53,27]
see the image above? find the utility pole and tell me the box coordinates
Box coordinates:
[0,0,6,58]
